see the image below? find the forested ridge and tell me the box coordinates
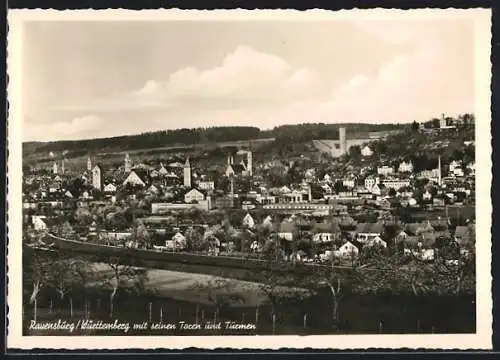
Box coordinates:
[23,123,404,156]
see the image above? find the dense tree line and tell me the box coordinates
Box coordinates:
[262,122,402,143]
[23,126,262,156]
[24,123,406,158]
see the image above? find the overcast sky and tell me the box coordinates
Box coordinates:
[22,18,474,141]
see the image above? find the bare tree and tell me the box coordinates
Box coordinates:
[256,257,310,320]
[25,249,52,306]
[97,253,148,317]
[189,276,245,322]
[46,257,94,300]
[309,262,346,329]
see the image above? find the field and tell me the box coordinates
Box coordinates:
[89,264,305,307]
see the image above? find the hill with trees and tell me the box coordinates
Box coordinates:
[23,122,405,159]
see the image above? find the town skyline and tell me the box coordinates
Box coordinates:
[22,18,474,142]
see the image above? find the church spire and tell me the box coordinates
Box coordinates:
[183,157,191,188]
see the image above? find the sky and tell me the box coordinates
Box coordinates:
[22,18,475,141]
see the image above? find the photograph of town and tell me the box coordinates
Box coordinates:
[21,14,478,336]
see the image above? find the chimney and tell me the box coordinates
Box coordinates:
[308,184,312,202]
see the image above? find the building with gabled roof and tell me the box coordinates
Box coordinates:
[242,213,255,229]
[103,183,117,193]
[278,219,297,241]
[337,241,359,258]
[356,222,384,242]
[123,170,146,188]
[226,163,247,177]
[184,188,205,203]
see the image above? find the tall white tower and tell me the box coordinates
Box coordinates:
[247,151,253,176]
[183,157,192,188]
[92,165,102,191]
[124,153,131,173]
[87,157,92,171]
[339,127,347,155]
[52,162,58,174]
[438,155,442,186]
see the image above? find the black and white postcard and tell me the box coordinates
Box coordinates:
[7,8,492,350]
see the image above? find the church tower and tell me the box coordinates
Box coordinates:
[183,157,191,188]
[124,153,131,173]
[87,157,92,171]
[438,155,442,186]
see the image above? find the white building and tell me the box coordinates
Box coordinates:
[198,180,215,191]
[366,236,387,248]
[417,169,440,181]
[398,161,414,173]
[336,241,359,258]
[32,216,47,231]
[381,179,410,190]
[262,215,273,229]
[377,166,394,176]
[361,145,373,157]
[342,178,356,189]
[104,183,117,193]
[242,213,255,229]
[184,188,205,203]
[371,184,383,196]
[312,233,335,243]
[364,177,379,190]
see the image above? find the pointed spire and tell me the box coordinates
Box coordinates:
[184,157,190,167]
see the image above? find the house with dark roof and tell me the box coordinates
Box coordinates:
[356,222,384,243]
[278,219,297,241]
[123,170,147,188]
[312,220,341,243]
